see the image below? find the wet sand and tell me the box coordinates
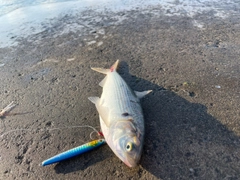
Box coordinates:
[0,1,240,179]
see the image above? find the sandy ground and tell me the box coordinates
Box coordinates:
[0,1,240,179]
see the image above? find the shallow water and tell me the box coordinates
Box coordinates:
[0,0,79,16]
[0,0,238,48]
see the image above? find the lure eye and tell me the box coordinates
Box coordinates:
[126,142,133,152]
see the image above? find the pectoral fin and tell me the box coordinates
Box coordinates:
[134,90,152,99]
[96,104,111,127]
[99,76,107,87]
[88,96,111,127]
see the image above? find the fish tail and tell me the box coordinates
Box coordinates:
[110,59,119,72]
[91,60,119,74]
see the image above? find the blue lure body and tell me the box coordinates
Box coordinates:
[42,139,105,166]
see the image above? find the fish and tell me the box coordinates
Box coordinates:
[88,60,151,167]
[42,139,106,166]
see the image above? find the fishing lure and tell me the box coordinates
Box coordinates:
[42,139,105,166]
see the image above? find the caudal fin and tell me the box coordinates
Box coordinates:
[110,59,119,72]
[91,60,119,74]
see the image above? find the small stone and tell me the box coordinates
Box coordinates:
[189,91,196,97]
[87,41,96,45]
[67,58,75,62]
[4,170,8,174]
[191,127,196,132]
[97,41,103,46]
[45,121,52,126]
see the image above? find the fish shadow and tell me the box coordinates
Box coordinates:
[118,61,240,179]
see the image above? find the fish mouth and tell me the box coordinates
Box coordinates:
[122,154,140,168]
[124,159,138,168]
[114,147,140,167]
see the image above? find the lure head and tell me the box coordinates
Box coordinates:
[108,119,144,167]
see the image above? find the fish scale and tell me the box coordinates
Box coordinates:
[104,72,135,118]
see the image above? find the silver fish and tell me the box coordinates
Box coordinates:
[88,60,151,167]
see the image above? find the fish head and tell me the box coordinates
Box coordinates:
[109,119,144,167]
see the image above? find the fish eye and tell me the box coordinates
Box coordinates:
[126,142,133,152]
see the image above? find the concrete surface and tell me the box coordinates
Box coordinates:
[0,0,240,179]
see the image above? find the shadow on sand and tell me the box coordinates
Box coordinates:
[118,61,240,179]
[54,145,110,174]
[55,61,240,179]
